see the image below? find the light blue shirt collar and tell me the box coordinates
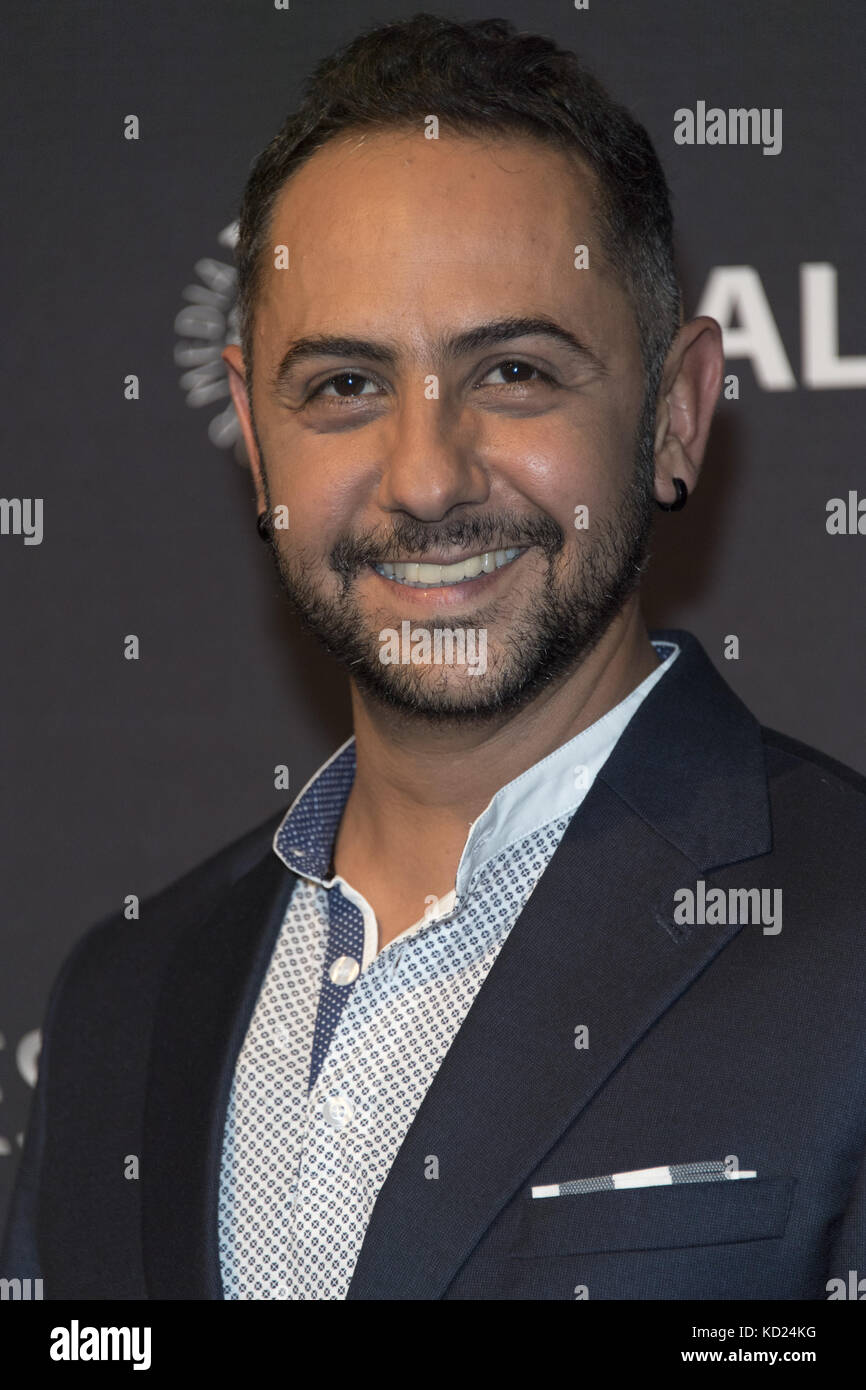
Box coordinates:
[453,639,679,893]
[274,641,680,897]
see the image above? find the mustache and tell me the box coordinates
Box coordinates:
[330,513,564,576]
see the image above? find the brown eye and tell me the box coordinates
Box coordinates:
[479,360,554,387]
[313,372,379,399]
[499,361,535,382]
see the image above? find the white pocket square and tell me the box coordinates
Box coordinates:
[532,1160,757,1197]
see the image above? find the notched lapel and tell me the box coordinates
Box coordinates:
[348,631,772,1300]
[142,850,294,1299]
[347,785,750,1299]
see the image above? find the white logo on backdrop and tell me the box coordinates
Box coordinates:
[697,264,866,391]
[174,221,249,466]
[0,1028,41,1155]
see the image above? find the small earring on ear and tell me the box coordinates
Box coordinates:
[656,477,689,512]
[256,510,272,541]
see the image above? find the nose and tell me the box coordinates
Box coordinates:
[375,389,490,521]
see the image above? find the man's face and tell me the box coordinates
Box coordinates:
[237,128,654,724]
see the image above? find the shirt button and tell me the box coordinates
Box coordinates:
[323,1095,354,1130]
[329,955,360,986]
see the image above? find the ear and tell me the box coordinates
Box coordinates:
[652,316,724,507]
[223,344,268,513]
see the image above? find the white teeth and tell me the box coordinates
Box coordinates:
[375,547,523,587]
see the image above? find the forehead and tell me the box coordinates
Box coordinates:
[254,127,633,365]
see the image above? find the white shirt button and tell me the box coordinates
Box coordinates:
[329,955,360,986]
[323,1095,354,1130]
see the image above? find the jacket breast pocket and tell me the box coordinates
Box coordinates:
[505,1177,796,1257]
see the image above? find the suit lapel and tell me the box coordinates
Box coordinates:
[139,630,772,1301]
[141,849,295,1299]
[347,631,772,1298]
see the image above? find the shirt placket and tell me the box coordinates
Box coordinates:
[286,883,378,1297]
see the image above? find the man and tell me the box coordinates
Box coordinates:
[2,14,865,1301]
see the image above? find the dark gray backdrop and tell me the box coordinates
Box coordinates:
[2,0,864,1229]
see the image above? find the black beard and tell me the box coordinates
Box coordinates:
[259,396,656,727]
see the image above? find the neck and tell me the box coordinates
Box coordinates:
[334,600,659,880]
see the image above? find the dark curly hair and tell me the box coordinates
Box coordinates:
[234,13,681,403]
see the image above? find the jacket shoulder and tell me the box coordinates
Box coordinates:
[761,725,866,799]
[61,809,286,985]
[760,726,866,886]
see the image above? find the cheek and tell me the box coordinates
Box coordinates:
[263,446,366,555]
[492,407,635,526]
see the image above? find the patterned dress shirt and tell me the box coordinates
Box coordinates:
[218,640,680,1298]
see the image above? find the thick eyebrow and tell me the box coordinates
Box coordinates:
[270,314,607,394]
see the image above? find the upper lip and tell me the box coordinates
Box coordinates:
[373,546,523,566]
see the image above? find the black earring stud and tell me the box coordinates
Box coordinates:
[256,511,272,541]
[656,477,689,512]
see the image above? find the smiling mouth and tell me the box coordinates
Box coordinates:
[371,547,526,588]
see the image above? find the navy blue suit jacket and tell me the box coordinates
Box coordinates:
[3,629,865,1299]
